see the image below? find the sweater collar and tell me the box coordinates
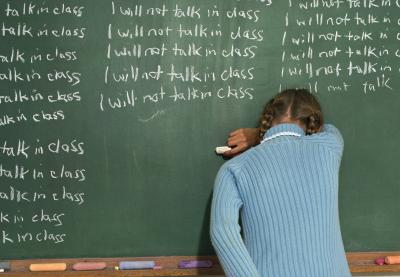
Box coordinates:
[263,123,305,141]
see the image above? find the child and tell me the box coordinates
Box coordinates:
[210,89,351,277]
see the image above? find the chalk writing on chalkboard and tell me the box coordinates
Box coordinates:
[0,1,268,252]
[279,0,399,94]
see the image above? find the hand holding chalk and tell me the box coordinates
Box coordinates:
[224,128,260,157]
[216,146,232,154]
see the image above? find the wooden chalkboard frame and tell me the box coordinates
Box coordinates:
[3,252,400,276]
[1,0,400,266]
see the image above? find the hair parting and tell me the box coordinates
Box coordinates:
[258,88,323,138]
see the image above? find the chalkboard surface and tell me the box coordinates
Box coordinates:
[0,0,399,259]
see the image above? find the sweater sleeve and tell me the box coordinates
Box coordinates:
[210,166,260,277]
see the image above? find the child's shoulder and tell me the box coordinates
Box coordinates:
[305,124,343,142]
[303,123,344,155]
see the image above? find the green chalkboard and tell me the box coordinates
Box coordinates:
[0,0,399,259]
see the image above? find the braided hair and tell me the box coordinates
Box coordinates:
[259,89,323,138]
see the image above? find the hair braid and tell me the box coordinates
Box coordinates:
[259,99,275,139]
[305,111,322,135]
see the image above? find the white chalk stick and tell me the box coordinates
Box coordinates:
[215,146,232,154]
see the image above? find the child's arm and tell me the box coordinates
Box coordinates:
[223,128,260,157]
[210,166,260,277]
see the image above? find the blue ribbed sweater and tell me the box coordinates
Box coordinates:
[210,124,351,277]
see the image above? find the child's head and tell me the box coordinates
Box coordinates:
[259,88,323,136]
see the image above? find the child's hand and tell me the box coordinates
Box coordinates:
[223,128,260,157]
